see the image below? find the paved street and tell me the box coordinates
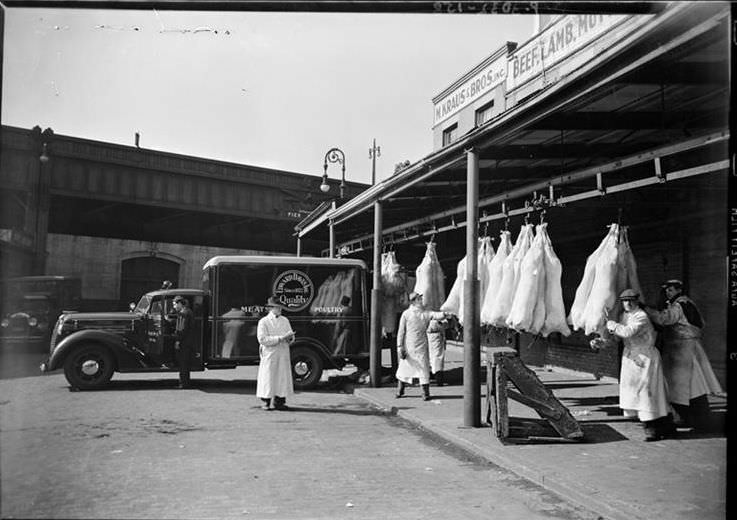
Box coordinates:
[0,344,600,520]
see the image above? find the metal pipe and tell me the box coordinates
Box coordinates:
[296,237,302,257]
[463,148,481,428]
[369,200,383,387]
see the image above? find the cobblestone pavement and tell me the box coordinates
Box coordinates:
[0,363,603,520]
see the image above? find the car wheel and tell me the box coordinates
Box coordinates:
[290,345,324,390]
[63,344,115,389]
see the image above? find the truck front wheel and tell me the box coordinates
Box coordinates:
[63,344,115,390]
[290,345,324,390]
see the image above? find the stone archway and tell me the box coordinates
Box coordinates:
[120,256,180,306]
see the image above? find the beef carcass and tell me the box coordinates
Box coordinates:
[440,256,465,317]
[486,224,534,327]
[540,226,571,337]
[506,224,546,332]
[567,224,619,330]
[481,230,513,325]
[581,226,621,335]
[441,236,495,325]
[380,252,407,334]
[413,242,445,311]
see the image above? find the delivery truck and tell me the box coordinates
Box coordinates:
[40,256,369,390]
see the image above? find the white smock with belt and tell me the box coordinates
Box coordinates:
[646,297,723,405]
[396,306,445,385]
[610,307,669,422]
[255,311,294,399]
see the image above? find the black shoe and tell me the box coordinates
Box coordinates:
[261,404,274,411]
[274,403,290,411]
[396,381,406,398]
[421,384,431,401]
[643,422,663,442]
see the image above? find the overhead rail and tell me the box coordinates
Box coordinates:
[325,131,728,256]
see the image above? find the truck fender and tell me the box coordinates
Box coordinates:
[291,337,342,370]
[47,330,146,371]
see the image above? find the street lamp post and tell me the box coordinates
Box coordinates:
[320,147,346,199]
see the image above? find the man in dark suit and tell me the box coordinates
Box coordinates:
[173,295,195,389]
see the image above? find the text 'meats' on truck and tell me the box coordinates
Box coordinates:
[40,256,369,390]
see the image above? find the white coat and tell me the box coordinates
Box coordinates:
[255,311,294,399]
[646,297,723,405]
[396,305,445,385]
[609,307,669,422]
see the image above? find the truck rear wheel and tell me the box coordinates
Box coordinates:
[291,345,324,390]
[63,344,115,390]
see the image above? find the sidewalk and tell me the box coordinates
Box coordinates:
[354,344,727,520]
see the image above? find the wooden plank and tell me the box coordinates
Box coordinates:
[500,356,583,440]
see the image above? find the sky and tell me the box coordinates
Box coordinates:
[2,7,535,185]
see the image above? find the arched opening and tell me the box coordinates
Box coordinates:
[120,256,180,306]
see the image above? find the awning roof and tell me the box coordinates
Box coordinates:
[298,2,729,257]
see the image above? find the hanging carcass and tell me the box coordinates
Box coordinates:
[413,241,445,311]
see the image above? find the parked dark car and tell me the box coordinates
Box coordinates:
[1,276,81,344]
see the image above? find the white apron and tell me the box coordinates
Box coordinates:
[255,312,294,399]
[396,306,444,385]
[646,298,723,405]
[427,318,448,373]
[611,308,669,421]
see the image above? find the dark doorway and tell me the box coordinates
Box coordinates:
[120,256,180,307]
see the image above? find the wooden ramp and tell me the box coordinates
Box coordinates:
[485,347,584,442]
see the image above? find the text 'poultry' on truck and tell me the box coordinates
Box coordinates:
[40,256,369,390]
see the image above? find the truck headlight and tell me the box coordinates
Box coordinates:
[1,319,8,328]
[28,317,38,327]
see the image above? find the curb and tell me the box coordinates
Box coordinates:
[354,388,644,520]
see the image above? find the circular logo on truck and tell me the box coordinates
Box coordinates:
[273,270,314,312]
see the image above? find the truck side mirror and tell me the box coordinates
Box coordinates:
[129,302,136,312]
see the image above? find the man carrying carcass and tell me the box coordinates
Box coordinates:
[395,292,453,401]
[644,280,723,432]
[606,289,673,441]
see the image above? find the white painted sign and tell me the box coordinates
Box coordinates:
[433,54,507,126]
[507,14,629,91]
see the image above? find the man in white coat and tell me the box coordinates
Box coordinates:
[395,292,452,401]
[256,296,295,411]
[606,289,672,441]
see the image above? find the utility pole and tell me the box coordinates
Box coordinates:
[369,138,381,184]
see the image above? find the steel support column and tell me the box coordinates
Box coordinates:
[463,148,481,428]
[369,200,383,387]
[296,237,302,257]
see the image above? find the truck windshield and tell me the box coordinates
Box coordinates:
[133,295,151,314]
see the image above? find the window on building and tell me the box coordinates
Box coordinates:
[475,101,495,127]
[442,124,458,146]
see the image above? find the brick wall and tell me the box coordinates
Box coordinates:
[44,234,271,305]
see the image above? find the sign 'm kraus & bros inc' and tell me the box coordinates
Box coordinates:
[433,53,508,127]
[273,270,314,312]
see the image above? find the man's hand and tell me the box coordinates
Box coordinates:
[606,320,617,333]
[398,346,407,360]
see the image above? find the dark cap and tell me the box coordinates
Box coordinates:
[265,296,285,309]
[618,289,639,301]
[408,291,422,303]
[661,279,683,289]
[173,295,188,305]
